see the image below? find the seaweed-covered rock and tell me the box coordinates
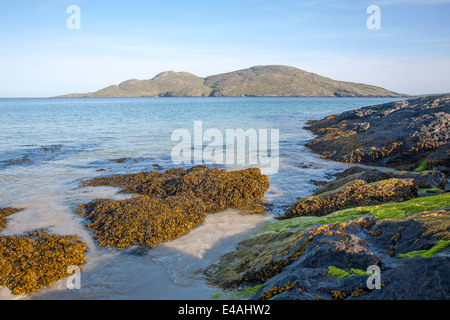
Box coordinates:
[0,229,87,295]
[207,196,450,300]
[284,178,417,218]
[206,217,378,290]
[314,166,447,197]
[77,166,270,249]
[1,208,88,296]
[76,195,206,249]
[305,95,450,172]
[82,166,270,213]
[205,229,311,289]
[367,208,450,257]
[313,167,394,196]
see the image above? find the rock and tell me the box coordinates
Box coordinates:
[314,167,447,200]
[427,144,450,175]
[393,170,448,189]
[305,94,450,171]
[293,232,380,270]
[352,122,370,131]
[359,256,450,300]
[207,199,450,300]
[82,166,270,213]
[75,195,207,249]
[284,178,417,218]
[313,167,394,196]
[367,218,437,258]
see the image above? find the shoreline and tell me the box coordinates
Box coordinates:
[206,94,450,300]
[1,95,448,300]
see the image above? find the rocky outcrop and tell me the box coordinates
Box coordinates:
[206,160,450,300]
[206,203,450,300]
[206,96,450,300]
[82,165,270,213]
[305,94,450,173]
[314,166,448,195]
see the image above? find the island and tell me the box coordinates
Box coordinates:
[58,65,406,98]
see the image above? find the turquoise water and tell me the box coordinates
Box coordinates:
[0,97,400,299]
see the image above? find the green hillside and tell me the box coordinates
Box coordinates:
[58,65,405,98]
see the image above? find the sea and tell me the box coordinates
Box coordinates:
[0,97,400,300]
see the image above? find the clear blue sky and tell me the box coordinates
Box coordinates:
[1,0,449,97]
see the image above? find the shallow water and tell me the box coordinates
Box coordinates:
[0,97,400,300]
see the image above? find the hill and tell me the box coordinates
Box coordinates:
[58,65,405,98]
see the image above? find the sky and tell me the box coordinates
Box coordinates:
[0,0,449,97]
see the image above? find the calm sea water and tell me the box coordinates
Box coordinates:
[0,97,399,300]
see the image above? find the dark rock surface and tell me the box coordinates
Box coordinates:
[305,94,450,173]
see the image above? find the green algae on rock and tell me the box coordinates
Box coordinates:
[206,193,450,300]
[77,166,270,249]
[257,193,450,236]
[284,178,418,219]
